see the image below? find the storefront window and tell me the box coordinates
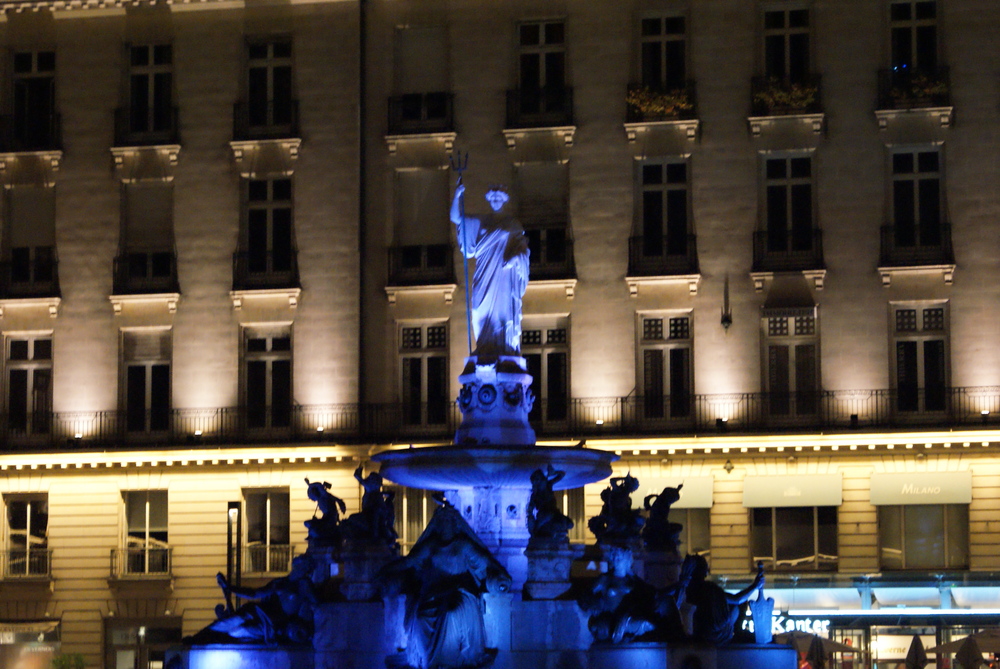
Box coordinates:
[751,505,837,571]
[878,504,968,570]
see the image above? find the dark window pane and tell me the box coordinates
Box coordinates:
[36,52,55,72]
[641,18,660,37]
[643,349,664,419]
[247,338,267,353]
[546,352,568,421]
[924,339,946,411]
[246,360,267,428]
[248,180,268,201]
[789,9,809,27]
[8,369,27,432]
[896,341,919,411]
[33,340,51,360]
[9,341,29,361]
[666,163,687,184]
[669,347,691,417]
[126,365,147,432]
[664,17,685,34]
[520,24,540,46]
[766,159,786,180]
[153,44,172,65]
[790,157,811,178]
[131,46,149,67]
[893,153,914,174]
[426,356,448,425]
[544,22,564,45]
[917,151,939,173]
[271,360,291,427]
[150,364,170,431]
[272,336,291,352]
[273,41,292,59]
[764,11,785,29]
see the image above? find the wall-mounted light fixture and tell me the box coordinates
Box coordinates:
[723,459,734,474]
[721,275,733,331]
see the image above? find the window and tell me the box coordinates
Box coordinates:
[121,330,171,433]
[638,160,690,260]
[392,169,451,284]
[106,618,182,669]
[763,154,815,255]
[243,326,292,430]
[879,504,967,569]
[517,162,570,278]
[890,149,943,252]
[391,26,450,132]
[392,486,434,552]
[239,178,296,287]
[640,15,686,91]
[763,311,819,417]
[763,8,810,83]
[5,494,48,577]
[892,303,947,412]
[118,183,175,293]
[5,335,51,436]
[127,44,173,139]
[751,506,837,571]
[890,0,937,73]
[673,507,711,561]
[244,489,291,574]
[246,39,294,132]
[638,314,692,420]
[12,50,56,150]
[399,322,448,427]
[4,186,56,296]
[518,20,566,115]
[122,490,169,575]
[522,318,569,425]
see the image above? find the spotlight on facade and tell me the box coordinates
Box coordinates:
[982,410,990,425]
[716,417,728,431]
[595,419,604,427]
[850,414,859,429]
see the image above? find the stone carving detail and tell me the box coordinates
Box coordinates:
[304,478,346,549]
[587,474,644,548]
[526,465,574,549]
[642,484,684,553]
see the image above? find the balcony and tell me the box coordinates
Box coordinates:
[0,250,60,300]
[387,93,454,136]
[233,100,300,141]
[113,248,180,296]
[0,113,61,153]
[625,82,697,123]
[387,244,454,287]
[525,229,575,281]
[232,250,300,291]
[114,106,180,147]
[110,544,171,580]
[243,544,294,575]
[506,87,573,130]
[628,235,699,277]
[1,548,51,580]
[879,224,954,267]
[750,75,823,117]
[752,229,824,273]
[877,67,951,111]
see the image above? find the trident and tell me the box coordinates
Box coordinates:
[450,151,474,357]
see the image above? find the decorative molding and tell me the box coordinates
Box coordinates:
[229,138,302,179]
[624,119,699,144]
[109,293,181,315]
[875,106,953,131]
[0,297,62,319]
[878,264,955,287]
[0,150,63,187]
[384,131,456,157]
[750,270,826,293]
[110,145,180,183]
[747,113,825,137]
[526,278,577,300]
[502,126,576,151]
[385,283,457,306]
[626,274,701,298]
[230,287,301,311]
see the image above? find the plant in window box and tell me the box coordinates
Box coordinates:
[890,73,949,108]
[752,77,818,115]
[626,86,694,121]
[52,654,86,669]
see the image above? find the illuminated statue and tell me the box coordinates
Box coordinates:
[588,474,644,547]
[526,465,574,548]
[304,478,346,549]
[451,183,529,359]
[642,484,684,553]
[580,544,659,644]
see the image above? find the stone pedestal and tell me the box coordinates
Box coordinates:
[455,356,535,446]
[524,545,575,600]
[340,542,397,602]
[640,550,682,589]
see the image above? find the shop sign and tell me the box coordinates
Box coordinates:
[743,474,843,508]
[741,609,831,636]
[870,471,972,505]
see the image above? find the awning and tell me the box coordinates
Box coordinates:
[869,471,972,505]
[743,474,842,507]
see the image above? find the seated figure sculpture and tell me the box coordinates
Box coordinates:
[378,499,511,669]
[304,478,346,549]
[341,466,398,548]
[588,474,644,547]
[642,484,685,553]
[579,544,659,644]
[526,465,574,549]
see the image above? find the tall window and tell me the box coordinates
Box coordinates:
[751,506,837,571]
[764,154,814,254]
[243,326,292,430]
[391,26,450,132]
[241,178,295,286]
[4,186,56,296]
[119,183,175,293]
[122,330,171,433]
[123,490,169,575]
[518,20,566,115]
[127,44,173,138]
[674,507,711,561]
[879,504,967,569]
[399,322,448,427]
[640,16,686,91]
[392,169,450,284]
[763,9,809,83]
[5,494,48,577]
[5,335,51,436]
[892,303,947,412]
[890,0,937,72]
[639,160,689,260]
[638,314,692,420]
[891,149,942,252]
[244,489,291,574]
[522,319,569,425]
[763,311,819,417]
[12,51,56,150]
[517,162,570,278]
[246,39,293,131]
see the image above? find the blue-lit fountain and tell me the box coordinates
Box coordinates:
[168,181,796,669]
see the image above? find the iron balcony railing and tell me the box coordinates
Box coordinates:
[625,81,698,123]
[113,248,180,295]
[233,100,300,141]
[525,232,575,281]
[114,106,180,147]
[233,250,301,291]
[387,92,454,135]
[877,66,951,110]
[752,229,825,272]
[506,87,573,129]
[387,244,454,287]
[0,112,62,152]
[0,255,60,299]
[628,235,699,277]
[110,546,172,579]
[2,548,51,579]
[750,74,823,116]
[3,387,1000,449]
[243,544,294,575]
[880,224,954,267]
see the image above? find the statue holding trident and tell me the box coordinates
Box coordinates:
[449,165,536,446]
